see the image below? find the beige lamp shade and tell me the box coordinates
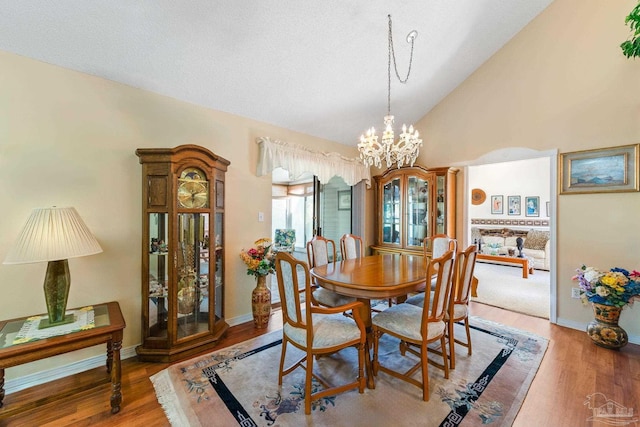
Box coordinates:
[3,207,103,264]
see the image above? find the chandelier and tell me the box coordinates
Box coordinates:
[358,15,422,169]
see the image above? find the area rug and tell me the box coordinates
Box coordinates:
[151,317,547,426]
[472,262,550,319]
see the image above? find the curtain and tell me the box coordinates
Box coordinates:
[256,137,371,187]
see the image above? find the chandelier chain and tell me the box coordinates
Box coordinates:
[358,15,422,170]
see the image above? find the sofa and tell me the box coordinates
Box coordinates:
[470,227,550,271]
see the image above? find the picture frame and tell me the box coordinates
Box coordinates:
[559,144,639,194]
[525,196,540,217]
[507,195,521,216]
[337,190,351,210]
[490,195,503,214]
[546,201,550,217]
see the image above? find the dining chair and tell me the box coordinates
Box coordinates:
[424,234,457,291]
[307,236,357,307]
[274,252,367,414]
[406,244,478,369]
[340,233,364,260]
[371,249,455,401]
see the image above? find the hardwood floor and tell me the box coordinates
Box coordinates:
[1,303,638,426]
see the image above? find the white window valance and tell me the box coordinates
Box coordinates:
[256,137,371,187]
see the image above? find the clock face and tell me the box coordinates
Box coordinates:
[178,168,209,208]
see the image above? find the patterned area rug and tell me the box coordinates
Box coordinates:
[151,317,547,426]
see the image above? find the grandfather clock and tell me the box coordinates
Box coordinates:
[135,144,229,362]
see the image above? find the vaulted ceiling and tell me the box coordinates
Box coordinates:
[0,1,553,146]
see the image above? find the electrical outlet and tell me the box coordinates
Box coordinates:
[571,287,581,299]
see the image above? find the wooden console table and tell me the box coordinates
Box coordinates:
[477,254,533,279]
[0,301,125,416]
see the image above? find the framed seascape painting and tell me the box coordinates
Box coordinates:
[508,195,521,215]
[559,144,639,194]
[525,196,540,217]
[491,195,503,214]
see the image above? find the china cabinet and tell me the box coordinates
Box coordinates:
[135,145,229,362]
[371,166,458,257]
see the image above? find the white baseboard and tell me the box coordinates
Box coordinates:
[4,345,138,395]
[6,313,260,395]
[555,317,640,345]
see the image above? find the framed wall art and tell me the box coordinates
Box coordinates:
[559,144,639,194]
[525,196,540,217]
[337,190,351,210]
[507,195,521,215]
[490,195,503,214]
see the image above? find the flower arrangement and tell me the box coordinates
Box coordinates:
[239,238,276,277]
[573,265,640,307]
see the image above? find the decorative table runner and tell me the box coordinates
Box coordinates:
[12,306,95,345]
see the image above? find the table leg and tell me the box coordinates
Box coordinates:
[522,262,529,279]
[356,298,375,389]
[108,335,123,414]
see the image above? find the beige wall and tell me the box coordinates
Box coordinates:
[0,50,359,381]
[415,0,640,336]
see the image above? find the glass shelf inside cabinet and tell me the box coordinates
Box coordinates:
[148,213,169,337]
[214,212,224,320]
[407,176,429,248]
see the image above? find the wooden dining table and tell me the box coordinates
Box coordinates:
[309,254,427,388]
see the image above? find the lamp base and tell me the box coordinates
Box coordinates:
[38,313,75,329]
[42,259,71,328]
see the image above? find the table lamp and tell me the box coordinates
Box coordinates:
[3,207,103,328]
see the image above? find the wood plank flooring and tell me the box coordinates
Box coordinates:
[1,302,638,426]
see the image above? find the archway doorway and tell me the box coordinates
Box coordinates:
[455,148,557,323]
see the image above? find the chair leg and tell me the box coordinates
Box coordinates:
[440,336,449,380]
[448,319,456,370]
[421,343,429,401]
[278,339,288,385]
[357,343,365,393]
[465,317,472,356]
[305,350,314,415]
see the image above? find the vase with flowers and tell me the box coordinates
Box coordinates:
[240,238,276,328]
[573,265,640,349]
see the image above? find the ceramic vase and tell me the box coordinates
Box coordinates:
[587,303,628,349]
[252,275,272,328]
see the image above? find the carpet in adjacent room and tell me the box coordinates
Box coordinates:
[472,262,550,319]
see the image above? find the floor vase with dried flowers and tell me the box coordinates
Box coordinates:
[587,303,628,349]
[252,275,271,328]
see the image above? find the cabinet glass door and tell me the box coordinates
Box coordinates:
[381,178,401,245]
[406,175,430,249]
[148,213,168,341]
[214,212,224,320]
[176,213,210,340]
[435,175,446,235]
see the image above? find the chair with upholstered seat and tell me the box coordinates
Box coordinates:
[340,233,364,260]
[371,249,455,401]
[307,236,357,307]
[445,244,477,369]
[275,252,367,414]
[406,244,478,369]
[424,234,456,291]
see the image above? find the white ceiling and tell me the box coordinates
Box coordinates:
[0,1,553,147]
